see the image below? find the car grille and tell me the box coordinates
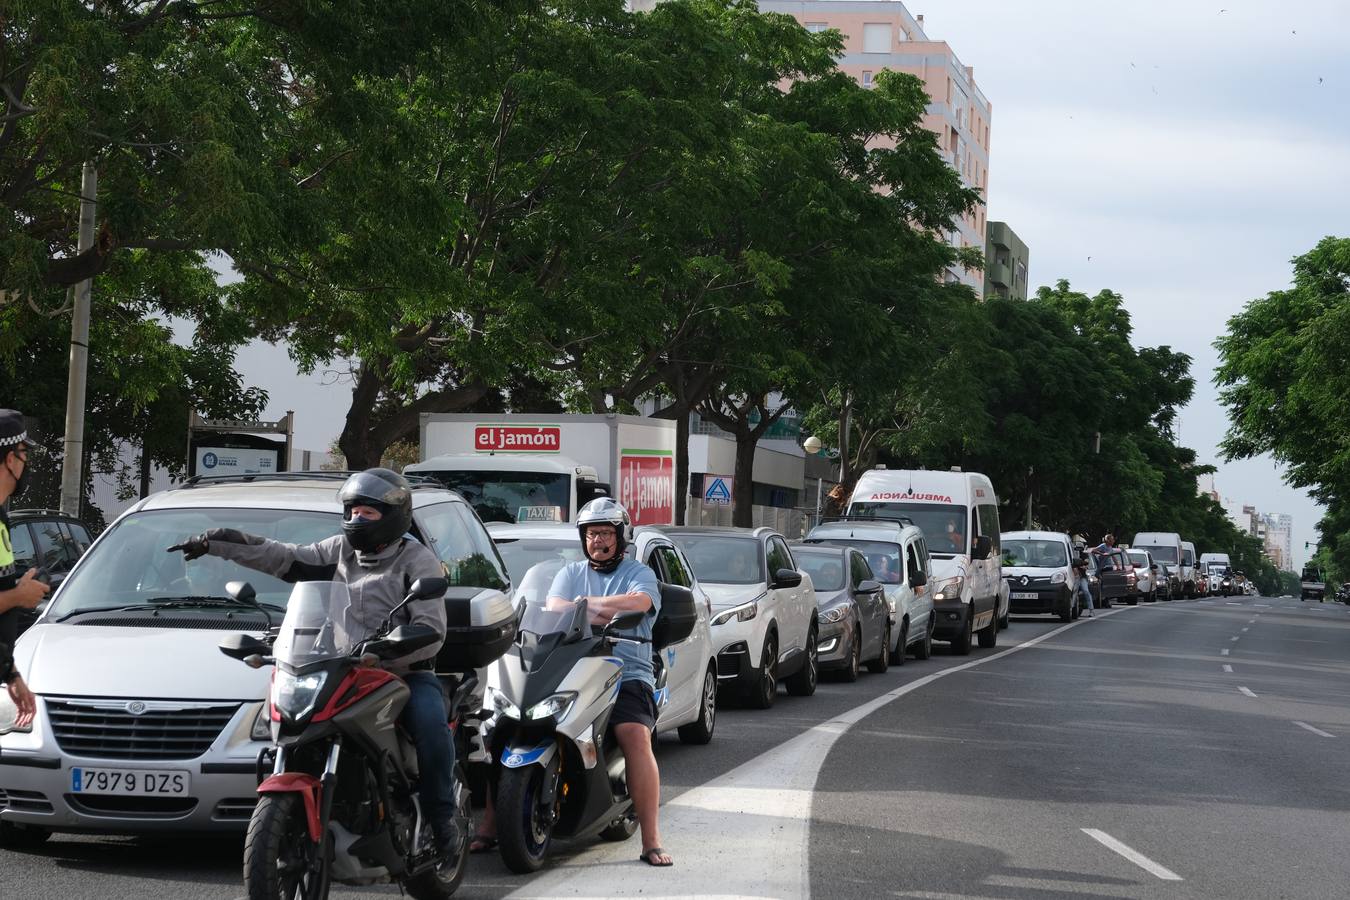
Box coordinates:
[0,788,54,814]
[67,795,198,818]
[47,699,240,760]
[1006,576,1054,588]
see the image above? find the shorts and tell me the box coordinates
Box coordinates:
[611,680,658,731]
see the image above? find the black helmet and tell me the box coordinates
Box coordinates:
[338,468,413,553]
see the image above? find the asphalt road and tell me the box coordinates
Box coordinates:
[4,594,1348,899]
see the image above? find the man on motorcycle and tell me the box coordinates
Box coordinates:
[168,468,462,856]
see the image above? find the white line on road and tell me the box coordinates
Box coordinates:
[1081,829,1183,881]
[1255,604,1270,607]
[1221,648,1230,655]
[1230,636,1240,642]
[1226,601,1241,605]
[1239,686,1258,698]
[1293,721,1336,738]
[1222,664,1233,673]
[1241,627,1249,632]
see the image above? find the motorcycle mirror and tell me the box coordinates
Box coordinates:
[407,576,449,600]
[226,581,257,604]
[219,632,270,661]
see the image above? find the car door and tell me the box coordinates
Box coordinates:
[850,551,884,657]
[905,539,932,638]
[767,535,807,655]
[645,542,703,718]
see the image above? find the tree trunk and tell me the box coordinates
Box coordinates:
[138,445,151,498]
[732,428,756,527]
[674,407,690,524]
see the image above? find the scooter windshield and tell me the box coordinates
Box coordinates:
[514,560,591,642]
[272,581,359,667]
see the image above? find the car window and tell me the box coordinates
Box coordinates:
[668,535,763,585]
[796,551,845,591]
[905,543,920,581]
[8,521,36,571]
[31,519,79,573]
[766,537,792,576]
[977,505,1001,554]
[850,552,873,587]
[417,502,510,590]
[653,545,693,589]
[62,521,93,555]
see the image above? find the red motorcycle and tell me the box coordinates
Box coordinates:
[220,577,471,900]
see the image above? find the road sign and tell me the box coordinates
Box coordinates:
[704,476,733,505]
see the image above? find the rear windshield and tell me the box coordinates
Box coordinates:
[1138,545,1177,564]
[667,534,763,585]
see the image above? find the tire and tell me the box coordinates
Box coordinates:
[977,609,998,648]
[873,621,898,671]
[1059,602,1073,623]
[243,793,331,900]
[0,821,52,848]
[998,606,1010,630]
[405,765,471,900]
[497,760,559,874]
[746,630,778,709]
[839,628,861,683]
[914,617,934,660]
[678,666,717,745]
[786,624,819,697]
[950,610,973,655]
[599,810,638,842]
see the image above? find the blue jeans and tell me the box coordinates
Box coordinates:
[400,670,456,826]
[1075,576,1094,611]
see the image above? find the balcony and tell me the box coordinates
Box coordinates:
[986,260,1011,289]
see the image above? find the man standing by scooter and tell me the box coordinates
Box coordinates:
[548,498,672,867]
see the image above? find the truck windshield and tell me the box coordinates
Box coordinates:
[848,502,967,556]
[1138,545,1177,564]
[419,471,571,524]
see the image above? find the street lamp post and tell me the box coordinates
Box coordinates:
[803,435,822,526]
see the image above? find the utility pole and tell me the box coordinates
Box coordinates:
[1024,465,1033,529]
[60,162,97,516]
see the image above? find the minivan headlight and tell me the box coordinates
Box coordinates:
[271,671,326,721]
[711,600,758,627]
[932,576,965,602]
[1050,571,1067,584]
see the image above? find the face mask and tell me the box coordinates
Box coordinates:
[6,456,28,499]
[946,523,955,533]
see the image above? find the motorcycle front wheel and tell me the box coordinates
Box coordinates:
[243,792,331,900]
[497,759,560,874]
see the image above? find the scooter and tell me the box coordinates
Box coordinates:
[482,563,694,874]
[219,576,481,900]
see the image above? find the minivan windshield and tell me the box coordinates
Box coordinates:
[848,502,967,556]
[48,508,343,619]
[1138,545,1178,564]
[417,470,571,524]
[1002,539,1068,569]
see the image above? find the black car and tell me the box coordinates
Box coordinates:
[1085,548,1132,609]
[6,508,95,635]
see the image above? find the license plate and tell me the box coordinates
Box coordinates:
[71,767,190,796]
[1011,592,1039,600]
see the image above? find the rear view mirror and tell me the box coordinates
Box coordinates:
[972,535,992,561]
[909,569,927,589]
[773,568,803,589]
[369,623,441,659]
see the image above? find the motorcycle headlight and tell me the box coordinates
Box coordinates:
[932,576,965,602]
[819,606,848,624]
[711,600,758,627]
[250,703,273,741]
[271,671,327,722]
[1050,571,1067,585]
[486,686,520,720]
[526,691,577,721]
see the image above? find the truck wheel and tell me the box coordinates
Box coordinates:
[950,611,973,655]
[977,611,997,648]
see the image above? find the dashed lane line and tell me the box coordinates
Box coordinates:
[1239,686,1258,698]
[1222,664,1233,673]
[1221,648,1230,656]
[1082,829,1184,881]
[1293,721,1336,738]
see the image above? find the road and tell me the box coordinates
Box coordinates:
[4,594,1348,899]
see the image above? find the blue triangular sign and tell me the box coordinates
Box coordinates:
[706,478,731,501]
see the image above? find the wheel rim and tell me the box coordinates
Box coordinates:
[702,670,716,731]
[523,765,557,854]
[807,630,818,687]
[762,635,777,701]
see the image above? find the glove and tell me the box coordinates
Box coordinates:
[167,533,210,561]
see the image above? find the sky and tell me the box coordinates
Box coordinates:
[226,0,1349,569]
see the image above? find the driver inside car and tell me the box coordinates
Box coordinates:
[167,468,462,858]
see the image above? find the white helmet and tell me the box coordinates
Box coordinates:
[576,497,633,558]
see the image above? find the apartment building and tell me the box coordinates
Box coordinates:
[984,221,1030,301]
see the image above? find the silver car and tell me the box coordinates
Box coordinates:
[791,544,891,681]
[0,473,510,843]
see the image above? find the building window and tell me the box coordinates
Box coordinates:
[805,22,828,33]
[863,23,890,53]
[862,70,873,88]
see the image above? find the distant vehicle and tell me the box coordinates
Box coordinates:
[846,467,1005,654]
[5,508,95,637]
[1132,532,1184,600]
[791,544,891,681]
[1300,565,1325,602]
[1201,552,1234,595]
[1086,547,1133,608]
[1125,548,1160,603]
[1180,540,1199,598]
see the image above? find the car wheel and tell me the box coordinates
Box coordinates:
[1059,601,1073,623]
[868,622,893,673]
[786,623,819,696]
[977,609,998,648]
[950,610,973,655]
[839,628,861,683]
[0,821,52,848]
[998,606,1010,630]
[915,617,934,660]
[678,665,717,745]
[746,630,778,709]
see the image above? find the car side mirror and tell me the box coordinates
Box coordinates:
[773,568,803,589]
[908,569,927,589]
[226,580,256,604]
[857,579,882,595]
[971,535,992,561]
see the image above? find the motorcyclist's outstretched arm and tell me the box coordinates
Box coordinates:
[194,530,342,582]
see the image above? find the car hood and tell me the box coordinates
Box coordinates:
[813,588,849,610]
[17,623,270,700]
[1003,565,1068,579]
[930,556,968,581]
[700,584,767,611]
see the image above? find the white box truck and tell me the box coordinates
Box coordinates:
[407,413,678,526]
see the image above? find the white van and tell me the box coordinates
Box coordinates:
[1199,552,1232,593]
[847,468,1006,655]
[1132,532,1183,600]
[1180,540,1199,597]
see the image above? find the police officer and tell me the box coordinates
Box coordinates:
[0,410,49,728]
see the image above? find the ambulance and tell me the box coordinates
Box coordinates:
[846,467,1008,655]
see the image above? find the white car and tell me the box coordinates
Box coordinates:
[1126,548,1159,601]
[1000,530,1081,621]
[657,526,818,709]
[0,473,512,845]
[802,518,936,660]
[487,522,718,744]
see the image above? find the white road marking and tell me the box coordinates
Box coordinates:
[1081,829,1183,881]
[1226,601,1241,605]
[1221,648,1230,656]
[1239,686,1258,698]
[1230,636,1240,642]
[507,610,1137,899]
[1222,664,1233,673]
[1255,604,1270,607]
[1241,627,1249,633]
[1293,721,1336,738]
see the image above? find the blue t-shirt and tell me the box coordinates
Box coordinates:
[548,558,661,689]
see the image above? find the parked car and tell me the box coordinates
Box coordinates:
[801,517,935,661]
[0,472,512,845]
[1125,548,1159,603]
[1000,530,1082,621]
[486,522,718,744]
[5,508,95,637]
[1084,547,1133,608]
[656,526,818,709]
[791,544,890,680]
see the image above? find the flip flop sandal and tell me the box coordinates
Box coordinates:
[469,834,498,854]
[639,847,673,867]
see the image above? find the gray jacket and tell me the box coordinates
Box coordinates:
[204,531,447,674]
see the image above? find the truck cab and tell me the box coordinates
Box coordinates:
[405,453,610,524]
